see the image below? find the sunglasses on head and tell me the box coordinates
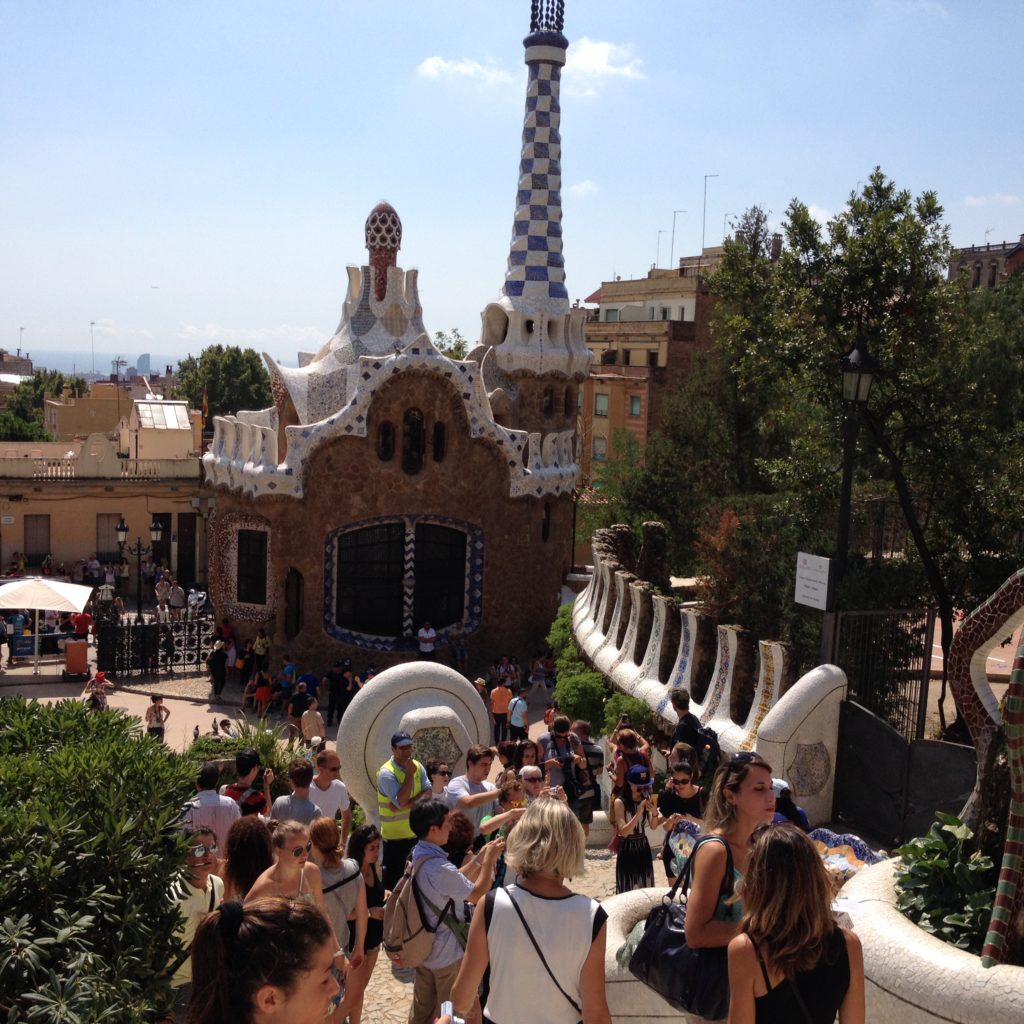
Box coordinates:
[290,841,313,858]
[188,842,218,858]
[727,751,761,774]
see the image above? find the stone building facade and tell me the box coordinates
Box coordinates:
[203,2,590,670]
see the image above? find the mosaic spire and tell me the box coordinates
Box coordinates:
[501,1,569,314]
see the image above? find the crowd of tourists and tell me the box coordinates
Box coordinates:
[167,677,866,1024]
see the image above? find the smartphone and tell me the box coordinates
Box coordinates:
[440,1000,465,1024]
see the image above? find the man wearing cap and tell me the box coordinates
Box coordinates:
[220,749,274,817]
[377,731,431,890]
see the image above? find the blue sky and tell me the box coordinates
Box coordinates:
[2,0,1021,370]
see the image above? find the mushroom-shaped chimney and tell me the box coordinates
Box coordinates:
[365,201,402,301]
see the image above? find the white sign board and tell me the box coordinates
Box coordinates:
[0,515,13,525]
[795,552,830,611]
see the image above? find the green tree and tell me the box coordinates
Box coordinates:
[176,345,273,429]
[1,369,86,440]
[434,328,469,360]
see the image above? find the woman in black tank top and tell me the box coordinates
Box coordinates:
[727,824,865,1024]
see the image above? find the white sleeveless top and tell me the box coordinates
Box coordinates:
[483,885,606,1024]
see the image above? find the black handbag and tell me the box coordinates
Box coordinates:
[627,834,734,1020]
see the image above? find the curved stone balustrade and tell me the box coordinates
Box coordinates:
[842,859,1024,1023]
[754,663,847,825]
[574,527,813,776]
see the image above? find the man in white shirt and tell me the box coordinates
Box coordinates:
[443,744,499,836]
[169,825,224,1021]
[310,748,352,848]
[181,762,239,851]
[418,620,437,660]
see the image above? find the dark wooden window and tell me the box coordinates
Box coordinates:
[542,503,551,543]
[236,529,268,605]
[542,387,554,418]
[336,522,405,636]
[432,422,446,462]
[402,409,425,475]
[378,421,395,461]
[413,523,466,630]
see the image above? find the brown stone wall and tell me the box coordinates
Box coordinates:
[208,371,574,674]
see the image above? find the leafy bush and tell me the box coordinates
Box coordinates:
[894,811,998,954]
[554,670,608,730]
[0,698,197,1022]
[186,717,302,800]
[603,693,655,739]
[546,603,576,662]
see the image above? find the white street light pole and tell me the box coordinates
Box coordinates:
[670,209,687,269]
[698,173,720,277]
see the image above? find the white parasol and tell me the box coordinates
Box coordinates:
[0,576,95,674]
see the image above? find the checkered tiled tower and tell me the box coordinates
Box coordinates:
[502,1,569,314]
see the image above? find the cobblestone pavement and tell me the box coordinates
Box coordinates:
[359,847,622,1024]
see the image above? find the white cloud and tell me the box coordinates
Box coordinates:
[964,192,1022,208]
[807,203,833,227]
[416,56,513,87]
[564,37,646,98]
[568,179,599,198]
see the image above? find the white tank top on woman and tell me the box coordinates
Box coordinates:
[483,884,606,1024]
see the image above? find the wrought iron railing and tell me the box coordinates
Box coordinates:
[96,617,216,678]
[835,607,936,740]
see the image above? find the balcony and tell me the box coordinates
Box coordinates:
[585,319,697,345]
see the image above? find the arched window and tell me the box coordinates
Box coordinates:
[542,388,554,418]
[378,421,395,461]
[402,409,425,475]
[432,422,446,462]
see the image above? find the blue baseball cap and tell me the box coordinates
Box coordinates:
[390,731,413,748]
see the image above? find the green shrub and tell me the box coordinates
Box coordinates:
[186,717,302,800]
[554,670,608,729]
[545,603,576,661]
[0,698,197,1022]
[894,811,998,954]
[603,693,655,739]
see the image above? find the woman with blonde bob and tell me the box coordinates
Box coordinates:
[451,799,611,1024]
[727,824,865,1023]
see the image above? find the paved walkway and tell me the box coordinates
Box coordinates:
[361,847,621,1024]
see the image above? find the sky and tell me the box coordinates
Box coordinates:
[2,0,1022,373]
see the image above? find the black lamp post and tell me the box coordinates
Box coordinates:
[116,517,164,624]
[822,338,879,662]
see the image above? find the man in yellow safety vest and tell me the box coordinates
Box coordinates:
[377,730,431,890]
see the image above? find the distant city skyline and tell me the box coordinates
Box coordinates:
[3,1,1022,363]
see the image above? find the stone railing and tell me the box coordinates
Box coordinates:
[0,456,199,481]
[573,524,848,825]
[573,525,789,753]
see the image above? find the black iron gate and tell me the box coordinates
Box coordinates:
[96,618,216,678]
[834,701,976,845]
[834,607,936,740]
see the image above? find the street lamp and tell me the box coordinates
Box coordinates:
[116,516,164,623]
[822,337,879,662]
[669,209,687,268]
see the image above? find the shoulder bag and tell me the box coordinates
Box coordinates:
[627,834,733,1019]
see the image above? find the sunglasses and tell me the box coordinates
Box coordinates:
[521,774,543,783]
[188,842,218,858]
[290,841,313,858]
[727,751,761,773]
[434,769,452,777]
[671,777,692,786]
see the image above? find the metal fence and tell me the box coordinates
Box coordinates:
[96,617,216,678]
[834,607,937,740]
